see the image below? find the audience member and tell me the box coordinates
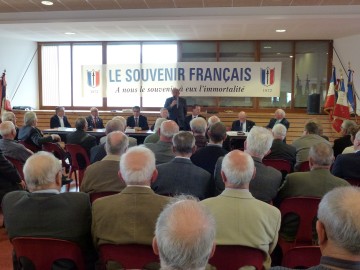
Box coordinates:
[332,130,360,180]
[207,115,220,128]
[144,120,179,165]
[333,120,357,157]
[265,123,296,168]
[271,186,360,270]
[92,146,170,249]
[153,197,216,270]
[81,131,128,194]
[342,125,360,154]
[164,88,187,130]
[0,121,33,163]
[277,143,349,242]
[190,116,208,150]
[292,121,330,171]
[245,126,282,203]
[266,108,290,130]
[191,122,228,176]
[67,117,96,158]
[18,111,61,151]
[144,118,167,144]
[152,131,213,200]
[127,105,149,130]
[86,107,104,129]
[151,108,169,130]
[231,111,255,132]
[2,151,95,269]
[50,106,71,128]
[1,111,19,140]
[201,150,281,269]
[184,104,206,131]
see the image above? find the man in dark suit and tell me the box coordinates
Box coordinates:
[50,106,71,128]
[164,88,187,130]
[67,117,97,158]
[152,131,213,200]
[266,108,290,130]
[2,151,96,269]
[184,104,205,131]
[333,120,356,157]
[332,130,360,180]
[86,107,104,129]
[126,106,149,130]
[231,111,255,132]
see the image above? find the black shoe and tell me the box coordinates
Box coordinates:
[62,178,73,186]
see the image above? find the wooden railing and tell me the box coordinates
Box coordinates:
[13,110,342,144]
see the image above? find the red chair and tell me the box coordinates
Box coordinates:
[345,179,360,186]
[209,245,265,270]
[89,191,119,204]
[42,142,70,172]
[282,246,321,268]
[299,161,310,172]
[65,144,90,190]
[5,156,24,179]
[99,244,159,270]
[12,237,85,270]
[18,140,39,153]
[263,159,293,175]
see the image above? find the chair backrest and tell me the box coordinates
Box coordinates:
[65,144,90,170]
[18,140,39,153]
[89,191,119,204]
[99,244,159,269]
[12,237,85,270]
[299,161,310,172]
[42,142,69,168]
[5,156,24,179]
[263,159,292,174]
[279,197,321,244]
[209,245,265,270]
[282,246,321,268]
[345,179,360,186]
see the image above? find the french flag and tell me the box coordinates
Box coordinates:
[332,77,350,133]
[323,66,337,120]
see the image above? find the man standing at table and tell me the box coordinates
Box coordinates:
[164,88,187,130]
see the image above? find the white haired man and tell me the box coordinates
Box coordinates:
[153,197,216,270]
[1,111,19,140]
[145,118,168,144]
[86,107,104,129]
[190,116,208,150]
[266,108,290,130]
[164,88,187,130]
[202,150,281,269]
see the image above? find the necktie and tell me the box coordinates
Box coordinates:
[93,117,97,128]
[239,122,243,131]
[135,118,139,127]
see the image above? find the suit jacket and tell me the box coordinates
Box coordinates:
[164,96,187,129]
[231,119,256,132]
[50,115,71,128]
[80,155,126,193]
[126,115,149,130]
[152,158,213,200]
[18,125,54,150]
[201,189,281,269]
[92,186,170,246]
[66,130,97,157]
[333,135,352,157]
[0,150,22,202]
[331,151,360,180]
[0,139,32,163]
[266,139,296,167]
[190,144,228,176]
[86,115,104,129]
[266,118,290,130]
[250,157,282,203]
[144,141,175,165]
[194,135,208,150]
[184,114,206,131]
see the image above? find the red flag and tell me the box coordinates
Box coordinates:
[332,77,350,133]
[324,66,337,120]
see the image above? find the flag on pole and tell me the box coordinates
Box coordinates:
[0,70,6,113]
[324,66,337,119]
[347,68,356,113]
[332,77,350,133]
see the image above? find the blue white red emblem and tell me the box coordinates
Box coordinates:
[87,70,100,88]
[261,67,275,87]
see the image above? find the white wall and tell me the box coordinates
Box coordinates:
[0,38,38,109]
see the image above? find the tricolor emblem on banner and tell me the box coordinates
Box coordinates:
[260,67,275,87]
[87,70,100,88]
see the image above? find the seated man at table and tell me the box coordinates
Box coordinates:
[18,111,61,151]
[184,104,206,131]
[50,106,71,128]
[86,107,104,129]
[127,105,149,131]
[266,108,290,130]
[231,111,255,132]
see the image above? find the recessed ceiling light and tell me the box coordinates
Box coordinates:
[41,1,53,5]
[65,32,76,35]
[276,29,286,33]
[277,53,281,55]
[264,46,272,49]
[289,55,293,58]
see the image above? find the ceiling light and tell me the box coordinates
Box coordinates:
[41,1,53,5]
[276,29,286,33]
[65,32,76,35]
[277,53,281,55]
[289,55,293,58]
[264,46,272,49]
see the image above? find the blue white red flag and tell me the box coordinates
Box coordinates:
[324,66,337,119]
[332,77,350,133]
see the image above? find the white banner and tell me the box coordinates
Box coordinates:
[82,62,282,99]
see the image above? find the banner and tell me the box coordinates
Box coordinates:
[82,62,282,100]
